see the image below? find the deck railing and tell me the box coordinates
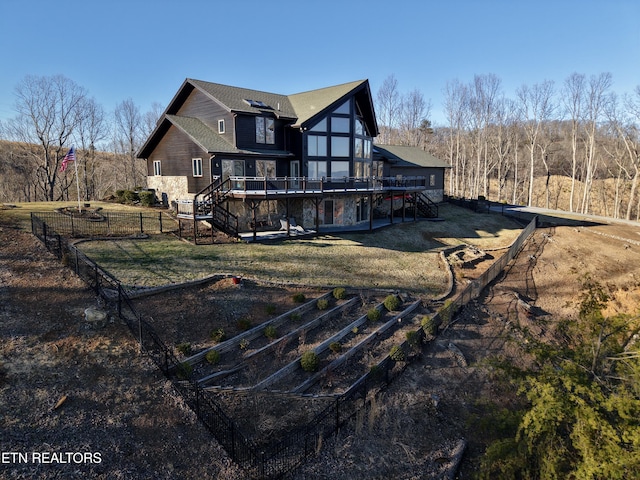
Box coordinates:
[227,175,427,195]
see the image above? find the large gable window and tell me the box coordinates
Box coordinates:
[308,160,327,179]
[256,116,275,144]
[330,137,349,157]
[308,134,327,157]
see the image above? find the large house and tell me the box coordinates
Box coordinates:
[137,78,448,240]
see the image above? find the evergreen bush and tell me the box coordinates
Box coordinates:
[383,294,401,312]
[300,351,319,372]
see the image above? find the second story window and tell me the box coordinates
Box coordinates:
[218,119,225,134]
[192,158,203,177]
[256,116,275,144]
[153,160,161,176]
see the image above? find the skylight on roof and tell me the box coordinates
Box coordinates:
[244,99,270,109]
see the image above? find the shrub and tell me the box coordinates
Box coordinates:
[115,189,126,202]
[367,308,381,322]
[265,304,277,315]
[176,361,193,380]
[239,338,249,350]
[236,318,252,331]
[405,330,421,349]
[290,312,302,322]
[333,287,346,300]
[138,190,155,207]
[300,351,319,372]
[329,342,342,353]
[383,294,401,312]
[176,342,192,356]
[292,293,306,303]
[439,299,458,325]
[264,325,277,340]
[205,350,220,365]
[210,328,226,343]
[389,345,405,362]
[421,316,438,336]
[317,298,329,310]
[122,190,139,204]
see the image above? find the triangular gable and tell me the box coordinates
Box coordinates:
[288,80,378,136]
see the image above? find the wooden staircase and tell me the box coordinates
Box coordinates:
[410,192,439,218]
[178,178,240,240]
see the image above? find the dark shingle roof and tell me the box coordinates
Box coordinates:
[287,80,368,127]
[166,115,239,153]
[374,145,450,168]
[189,79,297,119]
[138,78,376,158]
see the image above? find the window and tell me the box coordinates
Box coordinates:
[308,135,327,156]
[256,116,275,144]
[308,160,327,179]
[192,158,203,177]
[244,99,269,108]
[256,160,276,178]
[309,118,327,132]
[331,161,349,178]
[330,136,349,157]
[218,119,225,134]
[153,160,161,176]
[333,100,350,114]
[354,138,363,158]
[331,117,350,133]
[430,174,436,187]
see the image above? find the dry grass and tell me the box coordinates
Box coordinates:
[70,203,523,295]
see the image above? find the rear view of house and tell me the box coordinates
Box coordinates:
[137,78,445,239]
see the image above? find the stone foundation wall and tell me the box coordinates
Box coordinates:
[147,176,189,207]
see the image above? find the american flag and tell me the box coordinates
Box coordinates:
[60,146,75,172]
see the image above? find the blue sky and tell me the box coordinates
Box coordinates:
[1,0,638,126]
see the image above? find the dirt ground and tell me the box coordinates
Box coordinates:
[1,210,639,479]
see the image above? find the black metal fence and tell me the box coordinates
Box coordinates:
[30,209,538,479]
[31,210,175,238]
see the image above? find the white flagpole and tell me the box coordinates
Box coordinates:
[73,147,81,213]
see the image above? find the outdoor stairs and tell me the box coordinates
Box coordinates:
[180,177,240,238]
[411,192,439,218]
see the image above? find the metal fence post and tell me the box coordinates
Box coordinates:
[159,212,163,233]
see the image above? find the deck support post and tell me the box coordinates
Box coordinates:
[286,197,291,237]
[369,193,373,231]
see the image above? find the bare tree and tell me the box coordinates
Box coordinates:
[375,75,401,145]
[580,73,613,214]
[562,73,586,212]
[398,88,432,147]
[468,74,502,198]
[606,89,640,220]
[142,101,164,140]
[114,98,145,189]
[443,79,469,197]
[3,75,87,201]
[75,97,107,200]
[517,80,555,207]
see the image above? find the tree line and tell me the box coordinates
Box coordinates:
[375,73,640,221]
[1,73,639,222]
[0,75,159,203]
